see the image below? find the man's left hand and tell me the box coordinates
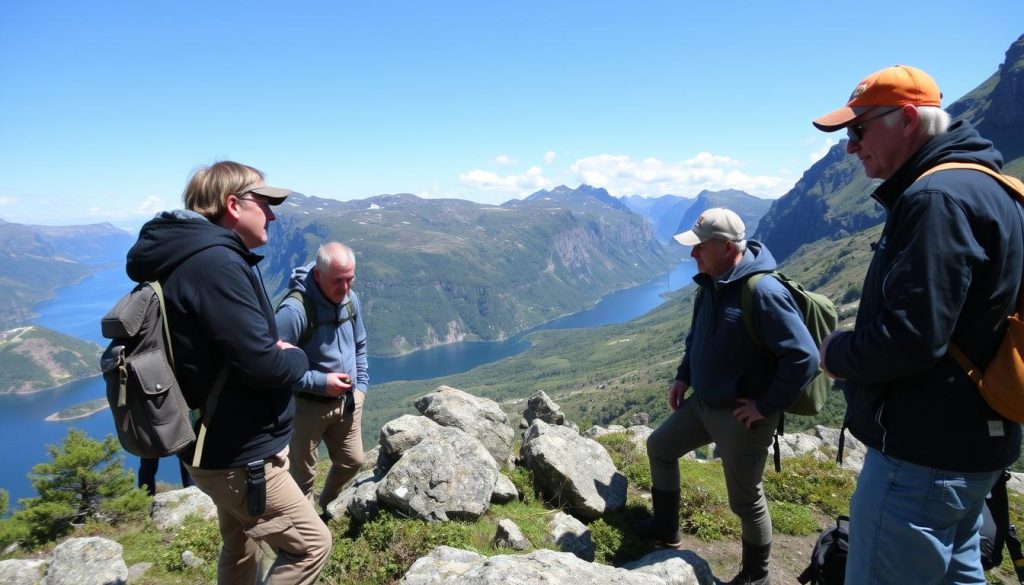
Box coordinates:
[732,398,764,429]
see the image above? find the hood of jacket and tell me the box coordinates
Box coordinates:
[126,210,261,283]
[692,239,777,290]
[873,119,1004,208]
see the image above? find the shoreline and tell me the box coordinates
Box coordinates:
[45,402,108,422]
[2,373,102,397]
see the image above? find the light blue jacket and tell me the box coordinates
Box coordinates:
[275,262,369,396]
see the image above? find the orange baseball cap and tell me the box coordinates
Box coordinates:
[812,65,942,132]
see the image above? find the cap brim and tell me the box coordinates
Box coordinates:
[248,185,293,205]
[673,231,701,246]
[812,106,858,132]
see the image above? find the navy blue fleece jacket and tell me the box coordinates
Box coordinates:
[824,120,1022,472]
[676,240,819,415]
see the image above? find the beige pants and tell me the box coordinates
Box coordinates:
[289,390,365,510]
[186,451,331,585]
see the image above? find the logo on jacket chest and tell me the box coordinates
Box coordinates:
[723,306,742,323]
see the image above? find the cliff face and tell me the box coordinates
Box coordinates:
[756,34,1024,263]
[673,190,773,239]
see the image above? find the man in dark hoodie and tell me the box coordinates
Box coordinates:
[814,65,1023,584]
[126,161,331,584]
[276,241,368,519]
[644,207,819,585]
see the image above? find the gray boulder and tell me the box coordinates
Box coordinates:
[520,420,627,520]
[326,468,383,522]
[491,473,519,504]
[622,548,716,585]
[44,537,127,585]
[776,432,824,460]
[0,559,46,585]
[379,415,444,459]
[493,518,531,551]
[400,546,673,584]
[151,485,217,530]
[415,386,515,467]
[523,390,566,426]
[547,511,595,561]
[812,425,866,474]
[377,429,499,521]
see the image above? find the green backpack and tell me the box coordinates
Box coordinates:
[280,289,356,346]
[739,271,838,417]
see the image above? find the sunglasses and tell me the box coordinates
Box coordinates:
[847,107,902,142]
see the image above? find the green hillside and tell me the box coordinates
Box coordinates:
[0,325,102,394]
[264,187,684,356]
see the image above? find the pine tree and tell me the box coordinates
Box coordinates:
[0,429,150,548]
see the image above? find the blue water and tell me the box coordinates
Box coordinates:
[1,260,697,506]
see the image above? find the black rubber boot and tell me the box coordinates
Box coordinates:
[726,540,771,585]
[635,488,682,547]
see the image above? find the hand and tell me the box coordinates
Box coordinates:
[732,398,765,429]
[325,372,353,397]
[276,339,298,351]
[819,331,846,381]
[668,380,689,411]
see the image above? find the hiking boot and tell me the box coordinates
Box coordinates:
[634,488,683,547]
[725,540,771,585]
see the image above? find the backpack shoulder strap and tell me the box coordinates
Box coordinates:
[279,289,317,346]
[148,281,175,369]
[916,163,1024,378]
[917,162,1024,202]
[740,271,772,349]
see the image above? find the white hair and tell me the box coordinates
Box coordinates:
[881,105,950,138]
[733,239,747,253]
[315,242,355,273]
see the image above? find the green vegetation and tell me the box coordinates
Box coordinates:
[0,429,149,549]
[263,189,685,356]
[0,325,102,394]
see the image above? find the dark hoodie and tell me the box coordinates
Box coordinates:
[825,120,1023,472]
[677,240,819,415]
[126,210,308,468]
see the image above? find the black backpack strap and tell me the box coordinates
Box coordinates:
[836,424,847,465]
[278,289,316,346]
[773,412,784,473]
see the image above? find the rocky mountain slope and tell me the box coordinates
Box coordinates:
[263,185,683,355]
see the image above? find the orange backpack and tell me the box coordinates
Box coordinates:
[916,163,1024,421]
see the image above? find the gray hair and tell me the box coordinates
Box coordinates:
[314,242,355,273]
[733,239,747,253]
[881,105,950,138]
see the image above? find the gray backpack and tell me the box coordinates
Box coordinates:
[100,281,225,466]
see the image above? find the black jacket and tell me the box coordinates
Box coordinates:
[126,210,308,468]
[825,120,1023,472]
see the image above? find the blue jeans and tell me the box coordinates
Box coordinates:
[846,448,1002,585]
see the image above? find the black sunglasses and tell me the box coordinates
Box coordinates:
[847,107,902,142]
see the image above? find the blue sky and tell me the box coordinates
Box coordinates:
[2,1,1022,228]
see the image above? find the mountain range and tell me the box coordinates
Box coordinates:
[262,185,683,355]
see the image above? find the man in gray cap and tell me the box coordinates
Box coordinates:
[126,161,331,584]
[642,207,818,585]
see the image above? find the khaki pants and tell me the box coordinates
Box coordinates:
[186,451,331,585]
[289,390,365,510]
[646,395,779,546]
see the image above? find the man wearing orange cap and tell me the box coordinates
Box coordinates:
[813,66,1023,584]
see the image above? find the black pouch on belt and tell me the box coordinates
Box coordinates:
[245,460,266,516]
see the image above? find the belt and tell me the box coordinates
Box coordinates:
[294,392,342,404]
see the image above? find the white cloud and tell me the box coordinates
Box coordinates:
[810,139,837,163]
[494,154,517,166]
[543,150,557,164]
[568,153,794,198]
[459,166,549,193]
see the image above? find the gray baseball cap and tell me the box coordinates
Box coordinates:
[673,207,745,246]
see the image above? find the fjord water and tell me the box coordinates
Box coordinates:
[0,260,697,506]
